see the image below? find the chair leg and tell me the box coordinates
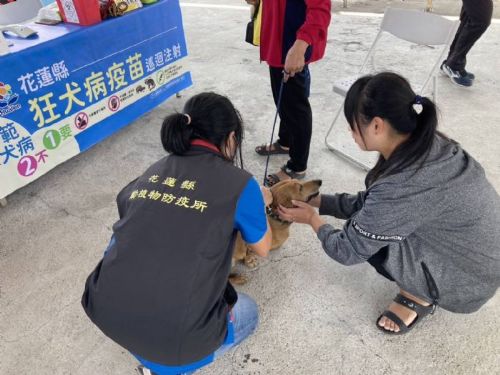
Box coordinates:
[324,105,343,145]
[325,106,371,172]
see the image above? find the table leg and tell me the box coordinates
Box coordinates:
[343,0,347,8]
[426,0,433,12]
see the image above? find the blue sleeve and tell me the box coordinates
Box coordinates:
[234,178,268,244]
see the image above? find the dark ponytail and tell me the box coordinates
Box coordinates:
[344,72,441,187]
[161,113,194,155]
[161,92,244,165]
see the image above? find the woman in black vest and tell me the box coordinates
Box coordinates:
[82,92,273,374]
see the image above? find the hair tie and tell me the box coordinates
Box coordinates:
[184,113,192,125]
[412,95,423,115]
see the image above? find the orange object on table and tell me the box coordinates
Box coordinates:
[56,0,102,26]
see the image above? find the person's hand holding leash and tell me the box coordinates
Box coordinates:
[283,39,309,82]
[278,200,326,232]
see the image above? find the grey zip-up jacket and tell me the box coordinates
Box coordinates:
[317,136,500,313]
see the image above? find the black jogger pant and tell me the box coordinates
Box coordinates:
[269,66,312,173]
[446,0,493,72]
[367,246,395,282]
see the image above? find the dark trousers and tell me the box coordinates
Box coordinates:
[446,0,493,72]
[367,246,394,282]
[269,66,312,172]
[367,247,439,304]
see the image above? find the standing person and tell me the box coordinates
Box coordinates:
[82,92,273,374]
[441,0,493,87]
[247,0,331,186]
[279,72,500,334]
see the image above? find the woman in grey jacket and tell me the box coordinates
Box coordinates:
[279,72,500,335]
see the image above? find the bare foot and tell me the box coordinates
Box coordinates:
[266,169,306,185]
[378,290,431,333]
[257,143,289,153]
[273,170,292,182]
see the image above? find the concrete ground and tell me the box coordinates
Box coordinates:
[332,0,500,18]
[1,1,499,374]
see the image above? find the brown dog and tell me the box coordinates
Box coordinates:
[230,179,322,284]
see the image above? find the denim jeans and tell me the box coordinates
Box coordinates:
[179,293,259,375]
[214,292,259,356]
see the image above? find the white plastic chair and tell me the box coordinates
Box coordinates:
[325,8,459,171]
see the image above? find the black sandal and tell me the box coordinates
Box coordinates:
[376,293,435,335]
[255,142,289,156]
[264,164,306,187]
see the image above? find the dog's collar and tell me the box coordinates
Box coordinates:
[266,206,292,225]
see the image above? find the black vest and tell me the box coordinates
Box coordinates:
[82,146,251,365]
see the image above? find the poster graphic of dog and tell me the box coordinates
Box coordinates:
[145,78,156,90]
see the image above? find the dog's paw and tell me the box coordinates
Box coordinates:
[244,253,259,269]
[229,273,248,285]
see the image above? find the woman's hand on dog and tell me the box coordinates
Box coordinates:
[308,194,321,208]
[278,201,326,233]
[278,200,316,224]
[261,186,273,207]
